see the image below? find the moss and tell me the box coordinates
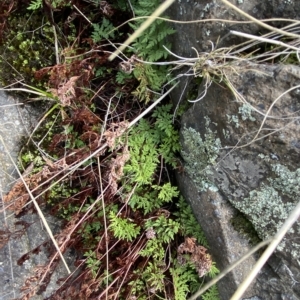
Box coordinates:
[230,212,261,245]
[181,117,221,192]
[0,9,56,87]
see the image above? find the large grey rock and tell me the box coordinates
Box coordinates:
[168,0,300,298]
[178,62,300,299]
[0,92,72,300]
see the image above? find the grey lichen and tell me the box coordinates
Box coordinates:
[226,104,256,130]
[270,164,300,197]
[226,114,239,128]
[233,185,295,240]
[181,117,221,192]
[231,163,300,258]
[238,103,256,122]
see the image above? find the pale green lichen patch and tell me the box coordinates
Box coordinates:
[233,185,295,239]
[181,117,221,192]
[238,103,256,122]
[270,164,300,197]
[231,163,300,258]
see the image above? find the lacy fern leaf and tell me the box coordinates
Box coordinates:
[109,211,140,241]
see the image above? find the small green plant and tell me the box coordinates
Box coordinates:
[109,211,141,241]
[27,0,42,10]
[28,0,69,10]
[174,197,208,247]
[84,250,101,278]
[92,19,116,42]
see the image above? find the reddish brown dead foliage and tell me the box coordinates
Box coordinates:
[178,237,212,277]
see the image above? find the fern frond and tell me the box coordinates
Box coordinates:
[175,197,209,247]
[109,211,140,241]
[145,216,180,243]
[92,18,115,42]
[202,285,220,300]
[170,262,199,300]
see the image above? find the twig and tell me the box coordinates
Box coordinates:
[231,30,300,52]
[72,4,92,25]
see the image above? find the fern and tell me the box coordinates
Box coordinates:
[207,261,220,278]
[128,183,178,214]
[142,262,165,292]
[27,0,42,10]
[128,277,147,300]
[145,216,180,244]
[156,183,179,202]
[174,197,208,247]
[109,211,141,241]
[139,239,165,262]
[202,285,220,300]
[124,105,180,185]
[116,70,132,84]
[124,126,159,185]
[153,104,180,166]
[170,262,199,300]
[92,18,116,42]
[122,0,175,101]
[84,250,101,278]
[132,63,170,102]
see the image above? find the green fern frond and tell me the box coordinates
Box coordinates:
[92,18,116,42]
[207,261,220,278]
[27,0,42,10]
[202,285,220,300]
[109,211,140,241]
[145,216,180,244]
[170,262,199,300]
[175,197,208,247]
[139,239,165,262]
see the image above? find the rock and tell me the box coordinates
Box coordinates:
[0,91,73,300]
[168,0,300,299]
[178,62,300,299]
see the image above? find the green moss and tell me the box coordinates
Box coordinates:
[0,10,56,87]
[230,212,261,245]
[181,117,221,192]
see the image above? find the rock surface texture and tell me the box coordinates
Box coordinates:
[0,92,72,300]
[169,0,300,299]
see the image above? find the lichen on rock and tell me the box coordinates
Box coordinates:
[181,117,221,192]
[231,163,300,258]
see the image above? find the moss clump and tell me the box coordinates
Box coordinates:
[181,117,221,192]
[0,9,56,87]
[230,212,261,245]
